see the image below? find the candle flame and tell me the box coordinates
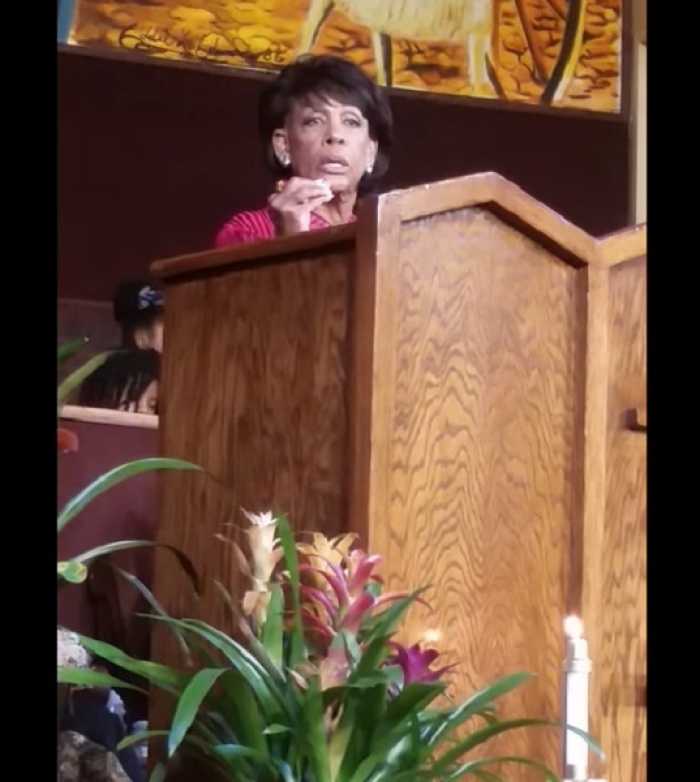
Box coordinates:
[423,628,441,644]
[564,615,583,639]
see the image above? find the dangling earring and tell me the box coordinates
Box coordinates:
[277,152,291,168]
[365,162,374,175]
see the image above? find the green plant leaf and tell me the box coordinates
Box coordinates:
[339,628,363,668]
[76,635,190,696]
[71,540,201,596]
[213,579,239,623]
[381,713,425,778]
[274,512,305,668]
[382,681,445,731]
[301,676,331,782]
[365,581,382,599]
[263,724,291,736]
[335,682,388,782]
[213,744,280,775]
[362,589,427,642]
[185,718,233,756]
[148,616,289,720]
[58,337,88,366]
[260,583,284,669]
[194,710,236,746]
[423,671,534,749]
[431,755,561,782]
[335,685,436,781]
[118,729,167,751]
[349,729,421,782]
[430,716,603,773]
[57,666,145,692]
[346,676,529,782]
[217,670,269,752]
[272,760,296,782]
[168,668,226,757]
[181,619,280,691]
[563,722,604,758]
[475,707,500,726]
[349,636,390,682]
[322,671,399,705]
[213,572,294,696]
[57,560,88,583]
[58,350,112,408]
[241,629,291,691]
[148,762,168,782]
[57,457,203,532]
[112,564,194,659]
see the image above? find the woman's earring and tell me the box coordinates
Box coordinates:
[277,152,291,167]
[365,162,374,174]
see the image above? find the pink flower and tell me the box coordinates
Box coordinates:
[386,642,455,686]
[299,549,412,644]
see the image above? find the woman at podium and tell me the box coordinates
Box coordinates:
[214,54,393,247]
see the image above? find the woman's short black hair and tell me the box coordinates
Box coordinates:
[78,349,160,413]
[258,54,393,195]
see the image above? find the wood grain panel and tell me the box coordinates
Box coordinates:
[365,206,582,777]
[598,256,647,782]
[156,252,351,616]
[150,250,352,756]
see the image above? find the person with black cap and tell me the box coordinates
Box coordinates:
[112,280,164,353]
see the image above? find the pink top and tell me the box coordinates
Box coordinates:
[214,207,355,248]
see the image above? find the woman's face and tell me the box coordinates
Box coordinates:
[273,95,378,195]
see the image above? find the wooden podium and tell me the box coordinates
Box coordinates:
[149,173,647,782]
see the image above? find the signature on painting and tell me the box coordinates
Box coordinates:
[118,24,285,65]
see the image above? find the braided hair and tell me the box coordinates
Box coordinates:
[78,349,160,414]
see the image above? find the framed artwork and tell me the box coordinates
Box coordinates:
[58,0,623,114]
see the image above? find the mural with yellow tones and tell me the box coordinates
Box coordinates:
[58,0,622,113]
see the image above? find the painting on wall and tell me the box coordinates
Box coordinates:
[57,0,622,114]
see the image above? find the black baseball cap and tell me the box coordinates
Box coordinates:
[112,280,164,326]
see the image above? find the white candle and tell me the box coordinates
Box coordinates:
[563,615,592,780]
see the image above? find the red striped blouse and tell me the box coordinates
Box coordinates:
[214,207,355,248]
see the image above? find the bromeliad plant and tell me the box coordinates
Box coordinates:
[83,510,601,782]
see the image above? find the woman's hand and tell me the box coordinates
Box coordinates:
[268,177,333,236]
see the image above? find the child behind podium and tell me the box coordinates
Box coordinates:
[78,349,159,415]
[112,280,164,353]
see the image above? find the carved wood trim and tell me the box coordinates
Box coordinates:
[150,173,647,282]
[151,223,355,280]
[580,265,610,749]
[60,405,159,429]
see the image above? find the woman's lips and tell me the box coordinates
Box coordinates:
[319,156,349,174]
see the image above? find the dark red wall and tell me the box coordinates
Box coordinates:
[58,49,631,301]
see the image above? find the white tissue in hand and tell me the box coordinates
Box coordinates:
[315,179,333,199]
